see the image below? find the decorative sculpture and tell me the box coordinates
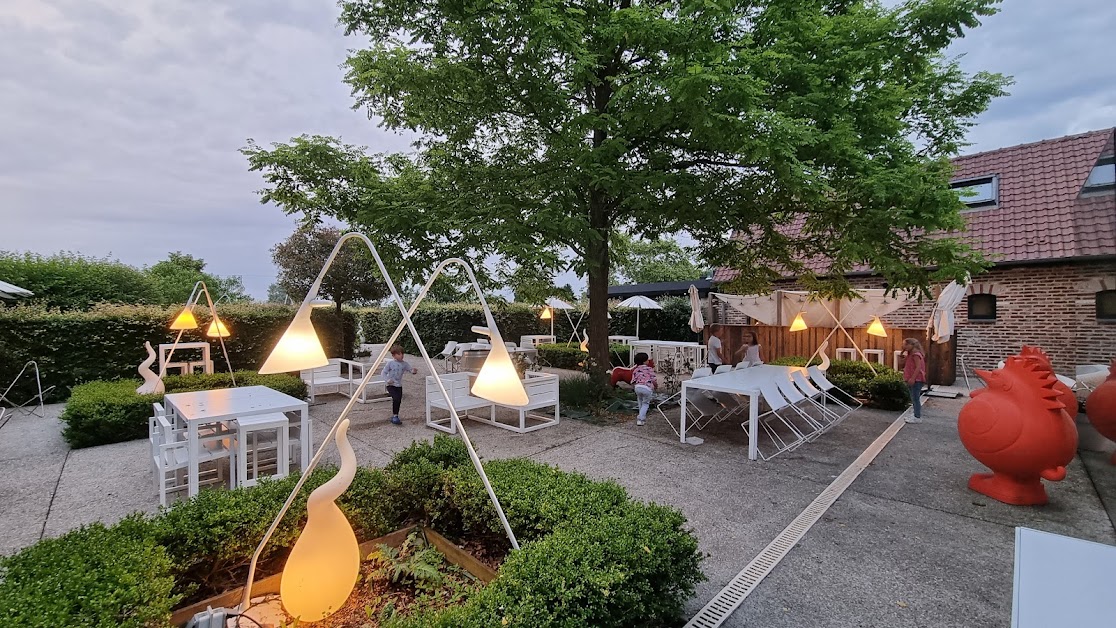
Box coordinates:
[1085,360,1116,465]
[958,356,1078,505]
[818,340,831,372]
[136,341,165,395]
[280,419,360,622]
[1020,345,1078,414]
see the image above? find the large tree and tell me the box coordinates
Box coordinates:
[244,0,1008,375]
[271,225,390,311]
[145,252,250,305]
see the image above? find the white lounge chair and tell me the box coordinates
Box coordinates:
[808,366,861,415]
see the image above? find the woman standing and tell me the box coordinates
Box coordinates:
[901,338,927,423]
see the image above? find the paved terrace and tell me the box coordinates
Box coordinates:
[2,364,1114,627]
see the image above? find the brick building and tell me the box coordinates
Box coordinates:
[713,128,1116,375]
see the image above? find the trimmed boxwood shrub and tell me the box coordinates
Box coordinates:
[58,371,307,448]
[0,436,703,628]
[0,303,354,403]
[537,343,631,370]
[767,357,910,410]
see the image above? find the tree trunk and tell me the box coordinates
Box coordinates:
[586,196,611,382]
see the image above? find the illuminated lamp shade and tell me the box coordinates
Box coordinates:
[866,315,888,338]
[206,316,231,338]
[539,307,552,320]
[259,309,329,374]
[789,312,808,332]
[471,335,529,406]
[170,307,198,330]
[281,418,360,623]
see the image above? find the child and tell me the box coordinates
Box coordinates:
[631,352,658,426]
[706,324,724,369]
[901,338,926,424]
[734,330,763,367]
[381,344,418,425]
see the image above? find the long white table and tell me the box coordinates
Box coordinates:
[630,340,707,371]
[1012,527,1116,627]
[163,386,310,496]
[680,365,798,460]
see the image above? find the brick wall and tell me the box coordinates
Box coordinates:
[713,260,1115,375]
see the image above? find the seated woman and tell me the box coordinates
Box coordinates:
[734,331,763,368]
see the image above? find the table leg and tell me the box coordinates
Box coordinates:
[188,422,200,497]
[300,406,311,471]
[680,383,688,444]
[748,393,759,461]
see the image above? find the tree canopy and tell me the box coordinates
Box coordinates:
[145,252,250,305]
[243,0,1009,373]
[271,225,390,311]
[612,235,703,285]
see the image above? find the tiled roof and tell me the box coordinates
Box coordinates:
[714,128,1116,283]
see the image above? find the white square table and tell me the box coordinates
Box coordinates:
[680,365,798,460]
[519,335,556,348]
[163,386,310,497]
[1012,527,1116,627]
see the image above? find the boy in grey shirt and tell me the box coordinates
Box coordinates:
[382,344,417,424]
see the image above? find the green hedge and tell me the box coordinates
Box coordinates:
[58,371,307,448]
[766,357,910,410]
[0,437,704,627]
[535,342,631,370]
[0,304,354,404]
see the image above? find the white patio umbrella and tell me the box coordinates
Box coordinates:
[541,297,576,337]
[0,280,33,300]
[688,285,705,333]
[617,295,662,338]
[928,279,968,343]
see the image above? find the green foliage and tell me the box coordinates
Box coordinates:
[537,343,632,371]
[59,371,307,448]
[369,532,447,591]
[612,234,703,285]
[144,252,249,305]
[766,357,910,410]
[0,251,158,311]
[272,225,390,311]
[557,373,617,411]
[0,303,353,403]
[0,521,179,628]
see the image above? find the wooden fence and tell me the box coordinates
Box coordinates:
[704,325,956,385]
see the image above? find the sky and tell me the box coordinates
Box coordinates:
[1,0,1113,299]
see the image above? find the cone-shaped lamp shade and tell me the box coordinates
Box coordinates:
[471,340,529,406]
[170,307,198,330]
[866,315,888,338]
[259,309,328,374]
[206,316,231,338]
[281,419,359,622]
[789,312,808,332]
[540,307,552,320]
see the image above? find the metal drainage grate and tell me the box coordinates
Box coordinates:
[684,416,907,628]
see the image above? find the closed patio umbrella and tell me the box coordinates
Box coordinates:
[617,295,662,338]
[928,279,968,343]
[688,285,705,333]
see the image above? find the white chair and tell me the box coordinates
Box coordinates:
[435,341,459,371]
[734,361,751,370]
[741,382,809,460]
[808,366,862,414]
[773,375,828,436]
[684,388,726,432]
[714,365,734,375]
[153,415,231,506]
[504,341,518,350]
[691,367,713,379]
[234,413,290,488]
[792,369,847,425]
[1075,364,1110,392]
[300,358,383,403]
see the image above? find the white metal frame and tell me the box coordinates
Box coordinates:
[0,361,55,422]
[159,342,212,376]
[426,370,560,434]
[238,234,522,614]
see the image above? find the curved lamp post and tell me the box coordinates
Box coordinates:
[167,280,236,385]
[240,232,525,618]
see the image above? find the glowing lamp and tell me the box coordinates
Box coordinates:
[206,316,231,338]
[540,307,552,320]
[867,315,887,338]
[170,307,198,330]
[789,312,808,332]
[470,326,529,406]
[259,308,328,374]
[281,419,360,622]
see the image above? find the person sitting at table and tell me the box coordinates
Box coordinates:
[734,330,763,367]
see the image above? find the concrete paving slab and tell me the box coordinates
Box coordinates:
[0,455,65,556]
[1080,449,1116,530]
[0,404,68,463]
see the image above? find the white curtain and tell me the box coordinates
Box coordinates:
[714,290,909,328]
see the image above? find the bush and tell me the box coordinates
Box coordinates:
[0,435,704,627]
[766,357,909,410]
[0,521,179,628]
[0,303,353,403]
[558,373,616,411]
[59,371,307,448]
[537,342,630,370]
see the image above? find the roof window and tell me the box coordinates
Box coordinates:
[951,175,998,209]
[1083,157,1115,193]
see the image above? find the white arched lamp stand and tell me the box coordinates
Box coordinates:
[167,280,236,385]
[240,233,525,616]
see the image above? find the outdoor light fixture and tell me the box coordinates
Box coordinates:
[206,316,231,338]
[789,312,808,332]
[540,306,552,320]
[238,233,523,622]
[170,306,198,330]
[866,315,888,338]
[165,281,235,385]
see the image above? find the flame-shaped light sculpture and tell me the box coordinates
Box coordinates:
[579,331,589,353]
[170,307,198,330]
[206,316,231,338]
[280,418,360,622]
[789,312,808,332]
[866,315,887,338]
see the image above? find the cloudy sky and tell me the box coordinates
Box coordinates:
[2,0,1113,299]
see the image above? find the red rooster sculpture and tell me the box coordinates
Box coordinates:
[1085,360,1116,465]
[958,355,1078,505]
[1020,345,1078,415]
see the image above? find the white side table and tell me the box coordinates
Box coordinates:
[835,348,857,361]
[1012,527,1116,627]
[863,349,885,365]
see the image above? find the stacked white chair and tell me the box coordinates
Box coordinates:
[435,341,459,371]
[151,411,232,506]
[791,369,845,428]
[234,413,290,489]
[773,374,828,437]
[747,381,812,460]
[714,364,734,375]
[807,366,861,415]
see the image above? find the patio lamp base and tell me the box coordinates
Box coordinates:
[184,606,229,628]
[968,472,1049,506]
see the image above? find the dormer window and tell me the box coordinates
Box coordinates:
[951,175,998,209]
[1083,157,1115,194]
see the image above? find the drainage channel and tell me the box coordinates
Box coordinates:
[684,415,908,628]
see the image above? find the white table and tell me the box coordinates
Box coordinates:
[1012,527,1116,627]
[519,335,555,348]
[680,365,798,460]
[630,340,706,370]
[608,335,639,345]
[163,386,310,497]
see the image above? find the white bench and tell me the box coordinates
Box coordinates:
[424,371,560,434]
[300,358,387,404]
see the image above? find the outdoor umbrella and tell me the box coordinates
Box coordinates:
[928,279,968,343]
[542,297,576,337]
[688,285,705,333]
[617,295,662,338]
[0,280,33,300]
